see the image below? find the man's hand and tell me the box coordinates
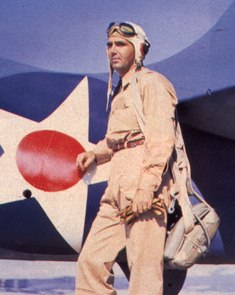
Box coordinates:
[132,189,154,217]
[76,151,96,172]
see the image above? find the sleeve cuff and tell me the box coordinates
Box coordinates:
[92,145,113,165]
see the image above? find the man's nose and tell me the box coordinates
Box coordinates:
[109,45,117,55]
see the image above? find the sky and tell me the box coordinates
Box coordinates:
[0,0,234,73]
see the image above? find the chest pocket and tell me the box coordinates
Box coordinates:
[109,90,140,130]
[112,94,133,112]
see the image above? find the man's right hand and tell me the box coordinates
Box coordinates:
[76,151,96,172]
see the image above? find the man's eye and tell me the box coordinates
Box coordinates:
[116,42,126,46]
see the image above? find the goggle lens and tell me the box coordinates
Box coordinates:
[107,22,136,37]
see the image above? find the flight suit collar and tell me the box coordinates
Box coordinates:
[121,67,142,89]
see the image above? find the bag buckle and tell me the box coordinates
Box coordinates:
[168,197,176,214]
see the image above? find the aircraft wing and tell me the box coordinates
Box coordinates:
[149,2,235,139]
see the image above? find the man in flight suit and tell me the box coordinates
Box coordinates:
[76,22,178,295]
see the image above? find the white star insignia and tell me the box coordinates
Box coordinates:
[0,76,109,252]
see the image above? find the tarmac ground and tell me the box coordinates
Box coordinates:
[0,260,234,294]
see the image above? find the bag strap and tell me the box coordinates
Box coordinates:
[193,209,211,248]
[174,111,212,208]
[131,73,211,234]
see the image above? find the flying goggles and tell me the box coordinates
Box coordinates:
[107,22,137,37]
[107,22,150,52]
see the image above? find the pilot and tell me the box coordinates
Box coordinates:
[76,22,178,295]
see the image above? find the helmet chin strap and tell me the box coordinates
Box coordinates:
[106,64,114,111]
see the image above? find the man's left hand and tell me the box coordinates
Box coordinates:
[132,189,154,217]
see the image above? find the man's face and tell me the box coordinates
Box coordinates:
[107,35,135,77]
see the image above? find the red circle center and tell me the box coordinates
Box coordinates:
[16,130,85,192]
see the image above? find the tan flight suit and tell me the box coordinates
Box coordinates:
[76,67,178,295]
